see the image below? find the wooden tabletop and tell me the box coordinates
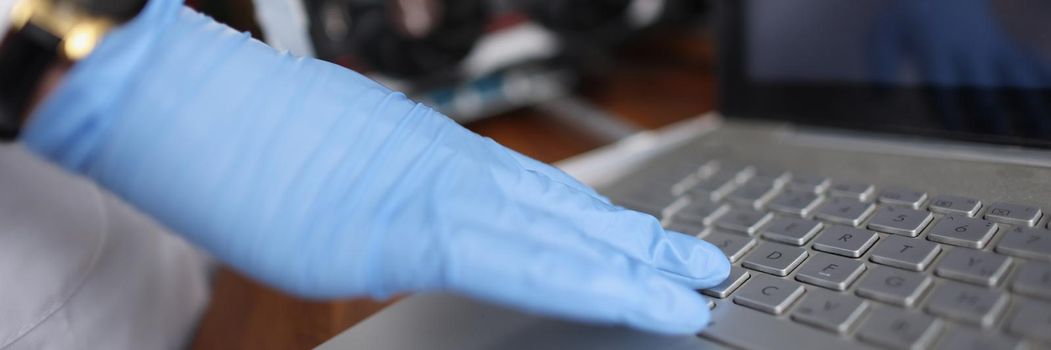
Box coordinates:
[189,30,716,350]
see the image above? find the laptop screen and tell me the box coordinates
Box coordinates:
[717,0,1051,148]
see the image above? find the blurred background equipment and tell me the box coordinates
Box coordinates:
[190,0,709,130]
[306,0,487,78]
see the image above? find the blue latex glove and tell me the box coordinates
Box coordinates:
[22,0,729,334]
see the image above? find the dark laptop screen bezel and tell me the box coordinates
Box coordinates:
[715,0,1051,149]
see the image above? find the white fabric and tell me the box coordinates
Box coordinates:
[253,0,314,57]
[0,0,13,30]
[0,145,211,349]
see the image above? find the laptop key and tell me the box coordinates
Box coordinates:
[995,226,1051,262]
[689,170,740,202]
[712,208,771,235]
[614,191,675,218]
[867,205,933,237]
[934,248,1011,286]
[701,266,750,298]
[1012,261,1051,299]
[709,161,756,181]
[869,235,941,271]
[934,327,1022,350]
[855,265,932,307]
[668,161,719,196]
[926,215,998,248]
[984,202,1042,227]
[828,182,875,201]
[733,274,805,315]
[787,175,831,194]
[790,288,868,334]
[928,194,982,217]
[727,182,779,209]
[663,199,727,234]
[664,222,707,236]
[652,161,708,185]
[741,242,809,276]
[811,225,879,258]
[1005,299,1051,343]
[814,197,876,226]
[767,189,823,217]
[794,253,865,291]
[856,307,942,350]
[749,168,792,186]
[701,231,756,263]
[661,199,699,234]
[762,217,823,246]
[670,175,700,198]
[878,187,927,209]
[925,281,1008,327]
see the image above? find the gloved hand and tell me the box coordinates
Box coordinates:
[22,0,729,334]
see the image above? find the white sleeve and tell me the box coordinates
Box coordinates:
[253,0,315,57]
[0,144,212,350]
[0,0,14,31]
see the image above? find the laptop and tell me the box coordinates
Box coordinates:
[319,1,1051,349]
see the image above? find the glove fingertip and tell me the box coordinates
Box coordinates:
[698,239,732,283]
[655,231,731,288]
[624,277,712,335]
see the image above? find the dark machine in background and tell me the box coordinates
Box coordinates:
[306,0,487,79]
[305,0,705,78]
[304,0,707,123]
[192,0,708,125]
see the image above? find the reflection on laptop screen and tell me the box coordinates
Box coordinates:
[719,0,1051,147]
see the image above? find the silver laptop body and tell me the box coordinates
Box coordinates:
[320,1,1051,348]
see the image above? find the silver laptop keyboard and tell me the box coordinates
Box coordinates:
[612,160,1051,350]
